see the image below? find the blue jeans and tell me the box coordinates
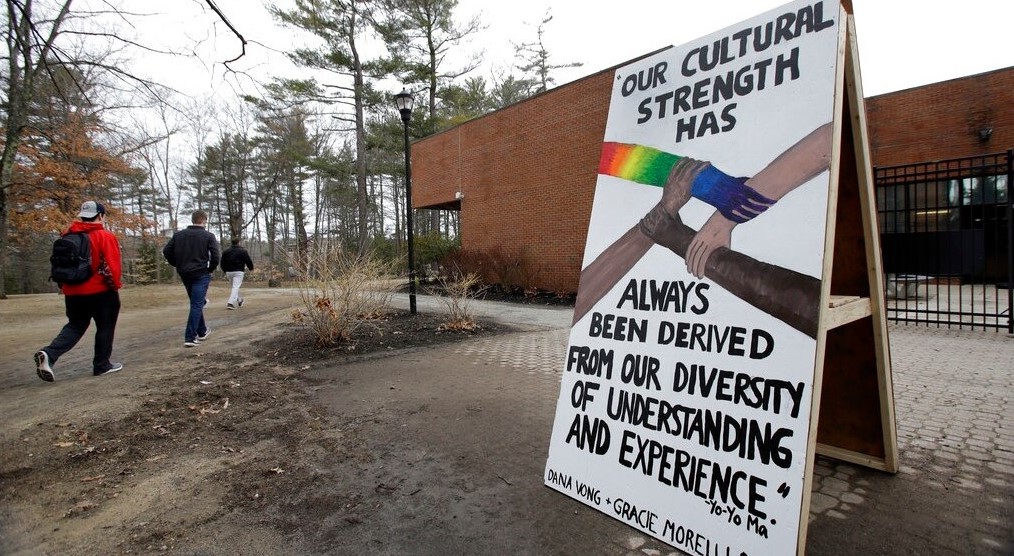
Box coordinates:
[182,273,211,341]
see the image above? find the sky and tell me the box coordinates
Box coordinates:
[458,0,1014,96]
[117,0,1013,103]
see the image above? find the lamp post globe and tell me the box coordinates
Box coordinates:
[395,88,417,314]
[395,88,414,123]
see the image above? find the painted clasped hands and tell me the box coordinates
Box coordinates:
[639,158,773,278]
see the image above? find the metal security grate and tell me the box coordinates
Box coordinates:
[874,150,1013,332]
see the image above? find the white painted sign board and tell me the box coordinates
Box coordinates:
[544,2,848,554]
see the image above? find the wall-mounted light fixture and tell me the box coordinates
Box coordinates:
[455,191,464,200]
[978,127,993,142]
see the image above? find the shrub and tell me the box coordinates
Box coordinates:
[437,244,541,294]
[486,245,541,294]
[429,272,486,331]
[366,235,399,265]
[414,232,460,278]
[289,248,397,348]
[132,240,174,285]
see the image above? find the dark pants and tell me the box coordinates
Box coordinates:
[182,273,211,341]
[43,289,120,374]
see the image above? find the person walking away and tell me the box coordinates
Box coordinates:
[35,201,124,381]
[162,210,220,348]
[221,238,254,309]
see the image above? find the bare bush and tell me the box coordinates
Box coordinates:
[289,248,397,347]
[437,245,542,295]
[430,273,486,331]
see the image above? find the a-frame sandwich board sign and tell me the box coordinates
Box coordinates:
[544,1,897,555]
[801,2,899,552]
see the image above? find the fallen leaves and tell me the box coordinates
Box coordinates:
[64,499,99,517]
[53,428,90,448]
[187,397,230,415]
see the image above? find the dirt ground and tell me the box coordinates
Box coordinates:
[0,283,522,555]
[6,284,1012,556]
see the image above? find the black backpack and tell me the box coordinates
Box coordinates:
[50,232,93,285]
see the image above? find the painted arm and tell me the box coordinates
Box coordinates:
[685,122,833,277]
[573,123,833,335]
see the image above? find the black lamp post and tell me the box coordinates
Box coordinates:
[395,88,417,315]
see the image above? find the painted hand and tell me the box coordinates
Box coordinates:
[686,214,736,278]
[690,165,774,223]
[638,158,710,249]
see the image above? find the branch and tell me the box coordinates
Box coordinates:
[59,30,178,56]
[204,0,247,66]
[116,133,172,157]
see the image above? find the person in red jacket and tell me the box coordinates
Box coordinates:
[34,201,124,381]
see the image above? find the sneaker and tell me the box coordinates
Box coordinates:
[95,363,123,376]
[226,303,235,310]
[238,298,244,307]
[197,330,211,341]
[35,351,54,382]
[184,341,200,348]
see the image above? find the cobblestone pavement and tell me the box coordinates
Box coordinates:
[424,295,1014,555]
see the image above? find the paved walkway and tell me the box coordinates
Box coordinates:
[386,294,1014,555]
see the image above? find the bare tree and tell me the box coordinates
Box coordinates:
[0,0,248,298]
[514,10,582,94]
[1,1,75,298]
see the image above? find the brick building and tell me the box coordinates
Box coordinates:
[865,66,1013,166]
[866,67,1013,285]
[412,63,1013,293]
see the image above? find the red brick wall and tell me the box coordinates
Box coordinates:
[865,66,1014,167]
[414,64,1014,293]
[413,69,614,292]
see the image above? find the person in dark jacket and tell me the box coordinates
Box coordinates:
[221,237,254,309]
[163,210,220,347]
[35,201,124,381]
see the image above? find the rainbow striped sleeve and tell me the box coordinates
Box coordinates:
[598,142,683,187]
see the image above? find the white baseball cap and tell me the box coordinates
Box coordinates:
[78,201,106,218]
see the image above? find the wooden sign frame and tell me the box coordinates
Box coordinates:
[799,5,899,552]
